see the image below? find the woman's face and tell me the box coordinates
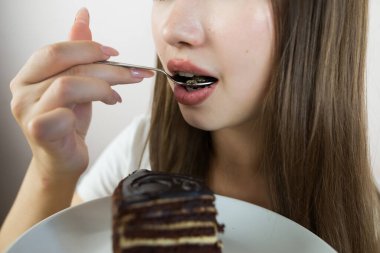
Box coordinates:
[152,0,275,131]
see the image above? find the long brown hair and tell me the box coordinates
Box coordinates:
[149,0,380,252]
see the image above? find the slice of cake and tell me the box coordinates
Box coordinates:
[112,169,223,253]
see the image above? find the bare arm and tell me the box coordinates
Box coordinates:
[0,160,80,251]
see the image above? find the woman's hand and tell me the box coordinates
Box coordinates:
[0,9,154,251]
[10,8,153,179]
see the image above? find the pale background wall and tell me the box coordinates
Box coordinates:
[0,0,379,224]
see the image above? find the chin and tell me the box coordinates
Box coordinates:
[179,106,220,132]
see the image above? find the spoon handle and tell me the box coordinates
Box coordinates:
[97,60,163,73]
[96,60,217,87]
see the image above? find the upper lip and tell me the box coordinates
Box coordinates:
[167,59,216,77]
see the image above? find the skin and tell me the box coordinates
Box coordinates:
[152,0,274,207]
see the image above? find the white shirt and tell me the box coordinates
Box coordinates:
[77,114,380,201]
[77,115,151,201]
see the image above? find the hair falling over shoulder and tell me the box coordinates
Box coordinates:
[149,0,380,252]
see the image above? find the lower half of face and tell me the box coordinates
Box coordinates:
[152,0,275,132]
[173,61,272,132]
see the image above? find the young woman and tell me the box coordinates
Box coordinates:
[1,1,379,252]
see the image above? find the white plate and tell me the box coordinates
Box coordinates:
[6,195,336,253]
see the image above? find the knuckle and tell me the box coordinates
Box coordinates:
[10,96,24,120]
[9,77,19,94]
[26,117,42,140]
[41,43,64,62]
[52,76,75,100]
[66,65,86,77]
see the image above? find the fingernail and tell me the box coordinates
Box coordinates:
[112,90,122,103]
[130,68,155,78]
[101,45,119,57]
[75,7,89,25]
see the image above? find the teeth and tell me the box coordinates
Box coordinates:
[178,72,195,78]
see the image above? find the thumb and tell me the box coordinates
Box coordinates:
[69,7,92,41]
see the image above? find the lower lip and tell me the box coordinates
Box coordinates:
[173,83,217,106]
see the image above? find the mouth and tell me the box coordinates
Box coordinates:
[167,59,219,91]
[173,72,218,91]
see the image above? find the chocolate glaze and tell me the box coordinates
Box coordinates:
[121,170,213,205]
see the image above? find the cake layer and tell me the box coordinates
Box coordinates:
[121,226,216,239]
[119,235,220,248]
[128,206,217,219]
[118,244,222,253]
[122,214,218,226]
[120,220,220,231]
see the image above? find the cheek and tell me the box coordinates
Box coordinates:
[223,24,273,93]
[210,3,274,47]
[222,7,274,80]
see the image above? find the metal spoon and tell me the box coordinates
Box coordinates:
[97,60,217,87]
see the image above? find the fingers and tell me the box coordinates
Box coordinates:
[65,63,154,85]
[36,76,122,114]
[11,62,153,120]
[69,8,92,41]
[17,41,119,84]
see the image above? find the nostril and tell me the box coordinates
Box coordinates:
[177,41,193,47]
[164,30,205,48]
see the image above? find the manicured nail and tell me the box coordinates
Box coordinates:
[130,68,155,78]
[101,46,119,57]
[75,7,89,25]
[112,90,122,103]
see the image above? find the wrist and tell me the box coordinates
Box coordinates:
[29,158,82,191]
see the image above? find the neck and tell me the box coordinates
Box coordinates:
[207,123,272,210]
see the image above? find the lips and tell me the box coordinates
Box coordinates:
[173,83,217,106]
[167,59,218,106]
[167,59,217,79]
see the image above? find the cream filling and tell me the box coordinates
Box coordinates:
[145,206,217,216]
[119,235,219,248]
[124,195,214,209]
[119,207,217,223]
[118,221,218,235]
[136,221,218,230]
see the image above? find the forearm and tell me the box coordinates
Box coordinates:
[0,159,80,252]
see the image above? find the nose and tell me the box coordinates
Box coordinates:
[161,1,206,48]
